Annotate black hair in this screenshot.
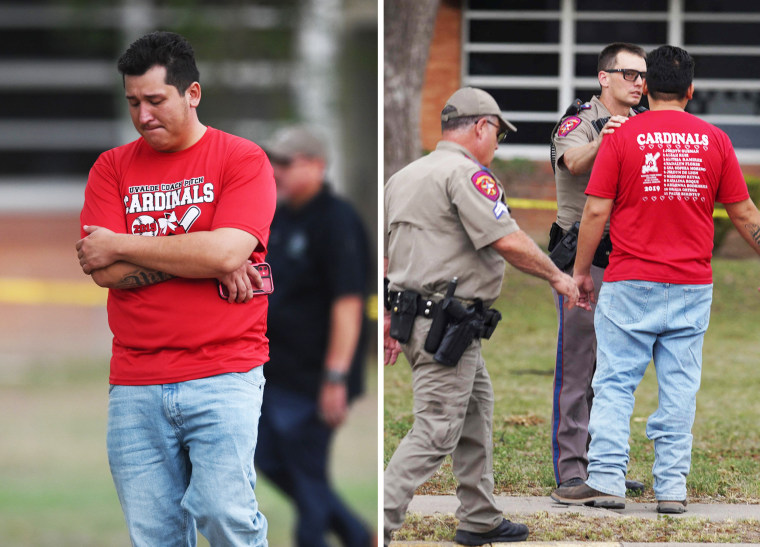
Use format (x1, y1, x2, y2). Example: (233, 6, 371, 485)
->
(597, 42, 647, 72)
(117, 31, 200, 94)
(645, 45, 694, 101)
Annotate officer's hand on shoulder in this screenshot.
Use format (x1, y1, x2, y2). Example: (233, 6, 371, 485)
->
(599, 115, 628, 138)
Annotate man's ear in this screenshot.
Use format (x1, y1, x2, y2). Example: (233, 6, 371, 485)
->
(186, 81, 202, 108)
(598, 70, 609, 90)
(474, 117, 488, 140)
(685, 83, 695, 101)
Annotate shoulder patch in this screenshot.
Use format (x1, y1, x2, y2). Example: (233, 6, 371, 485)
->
(557, 116, 582, 137)
(471, 170, 499, 202)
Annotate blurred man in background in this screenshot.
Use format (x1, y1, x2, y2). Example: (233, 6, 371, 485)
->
(256, 126, 373, 547)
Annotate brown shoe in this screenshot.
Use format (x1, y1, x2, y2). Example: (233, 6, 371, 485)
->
(657, 500, 687, 514)
(551, 482, 625, 509)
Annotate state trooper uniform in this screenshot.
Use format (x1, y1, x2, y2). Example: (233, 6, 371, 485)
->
(384, 89, 524, 545)
(548, 95, 643, 486)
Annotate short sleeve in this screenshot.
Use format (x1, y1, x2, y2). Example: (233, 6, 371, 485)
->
(553, 116, 595, 169)
(211, 142, 276, 253)
(323, 202, 369, 299)
(81, 151, 129, 238)
(586, 134, 620, 199)
(449, 165, 519, 250)
(715, 132, 750, 204)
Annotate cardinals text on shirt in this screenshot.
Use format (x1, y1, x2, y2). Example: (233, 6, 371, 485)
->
(636, 132, 709, 147)
(125, 176, 214, 214)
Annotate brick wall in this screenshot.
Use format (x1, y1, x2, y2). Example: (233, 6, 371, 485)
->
(420, 0, 462, 152)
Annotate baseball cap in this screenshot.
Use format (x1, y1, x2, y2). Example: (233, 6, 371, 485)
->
(441, 87, 517, 133)
(264, 125, 328, 164)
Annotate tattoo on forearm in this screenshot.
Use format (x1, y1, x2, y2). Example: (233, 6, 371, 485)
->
(116, 268, 174, 289)
(746, 223, 760, 247)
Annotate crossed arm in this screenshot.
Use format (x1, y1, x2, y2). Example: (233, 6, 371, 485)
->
(76, 225, 263, 302)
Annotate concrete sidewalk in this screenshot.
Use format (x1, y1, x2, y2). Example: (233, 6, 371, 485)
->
(388, 495, 760, 546)
(408, 494, 760, 521)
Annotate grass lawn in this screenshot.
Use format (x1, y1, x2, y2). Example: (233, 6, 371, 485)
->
(0, 356, 377, 546)
(384, 258, 760, 503)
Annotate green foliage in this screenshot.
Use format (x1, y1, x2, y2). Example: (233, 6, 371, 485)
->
(384, 258, 760, 500)
(1, 357, 377, 545)
(714, 175, 760, 252)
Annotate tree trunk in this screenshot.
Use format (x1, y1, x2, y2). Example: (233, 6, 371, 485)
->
(383, 0, 440, 181)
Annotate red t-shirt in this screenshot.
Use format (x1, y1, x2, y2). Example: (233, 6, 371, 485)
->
(80, 127, 276, 385)
(587, 110, 749, 284)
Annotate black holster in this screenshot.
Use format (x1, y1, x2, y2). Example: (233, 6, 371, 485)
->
(548, 221, 580, 270)
(424, 278, 459, 354)
(481, 308, 502, 339)
(389, 291, 418, 343)
(423, 304, 448, 353)
(592, 234, 612, 269)
(433, 299, 485, 367)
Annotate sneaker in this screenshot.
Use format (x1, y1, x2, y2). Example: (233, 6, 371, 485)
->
(625, 479, 645, 493)
(551, 482, 625, 509)
(657, 500, 687, 514)
(454, 518, 529, 545)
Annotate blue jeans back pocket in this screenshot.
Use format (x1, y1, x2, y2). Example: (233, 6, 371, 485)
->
(604, 281, 652, 325)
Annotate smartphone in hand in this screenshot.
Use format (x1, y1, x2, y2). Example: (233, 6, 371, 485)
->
(218, 262, 274, 299)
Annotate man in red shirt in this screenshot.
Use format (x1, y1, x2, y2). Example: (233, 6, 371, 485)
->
(552, 45, 760, 514)
(76, 31, 275, 545)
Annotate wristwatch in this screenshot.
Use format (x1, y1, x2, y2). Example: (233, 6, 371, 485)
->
(323, 369, 348, 384)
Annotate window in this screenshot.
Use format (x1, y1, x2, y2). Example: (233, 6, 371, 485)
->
(463, 0, 760, 162)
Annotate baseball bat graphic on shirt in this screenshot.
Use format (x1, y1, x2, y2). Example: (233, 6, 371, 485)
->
(179, 206, 201, 232)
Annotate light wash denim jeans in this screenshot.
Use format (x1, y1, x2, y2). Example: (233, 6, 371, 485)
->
(107, 367, 268, 547)
(585, 280, 712, 501)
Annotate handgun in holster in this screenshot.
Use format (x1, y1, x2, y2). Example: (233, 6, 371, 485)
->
(423, 278, 457, 354)
(548, 221, 580, 271)
(434, 297, 485, 367)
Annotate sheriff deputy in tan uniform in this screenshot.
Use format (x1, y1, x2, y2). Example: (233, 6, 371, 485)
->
(548, 42, 647, 497)
(383, 87, 581, 547)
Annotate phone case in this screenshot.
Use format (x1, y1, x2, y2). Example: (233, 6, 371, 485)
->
(218, 262, 274, 299)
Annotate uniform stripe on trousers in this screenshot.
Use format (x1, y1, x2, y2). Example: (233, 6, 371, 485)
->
(551, 293, 564, 484)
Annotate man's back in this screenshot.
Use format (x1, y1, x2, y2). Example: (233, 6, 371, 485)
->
(266, 187, 369, 400)
(588, 110, 748, 284)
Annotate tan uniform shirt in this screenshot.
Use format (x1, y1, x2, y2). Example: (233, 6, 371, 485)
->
(552, 96, 637, 232)
(384, 140, 519, 306)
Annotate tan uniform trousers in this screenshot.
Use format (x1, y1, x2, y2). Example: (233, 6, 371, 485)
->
(384, 316, 502, 543)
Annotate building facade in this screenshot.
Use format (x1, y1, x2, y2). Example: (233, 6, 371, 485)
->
(421, 0, 760, 166)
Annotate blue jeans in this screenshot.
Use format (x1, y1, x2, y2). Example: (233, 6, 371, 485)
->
(586, 281, 712, 501)
(107, 367, 268, 547)
(256, 383, 371, 547)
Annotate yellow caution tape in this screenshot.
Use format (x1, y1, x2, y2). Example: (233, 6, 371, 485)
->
(508, 198, 730, 218)
(0, 277, 107, 307)
(0, 277, 383, 320)
(366, 294, 378, 321)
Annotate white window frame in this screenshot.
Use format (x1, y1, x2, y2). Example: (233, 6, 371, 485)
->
(462, 0, 760, 164)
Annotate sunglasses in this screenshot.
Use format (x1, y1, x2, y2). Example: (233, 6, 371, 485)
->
(484, 120, 508, 143)
(606, 68, 646, 82)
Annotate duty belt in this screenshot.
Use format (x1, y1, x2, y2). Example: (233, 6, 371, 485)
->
(387, 290, 440, 318)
